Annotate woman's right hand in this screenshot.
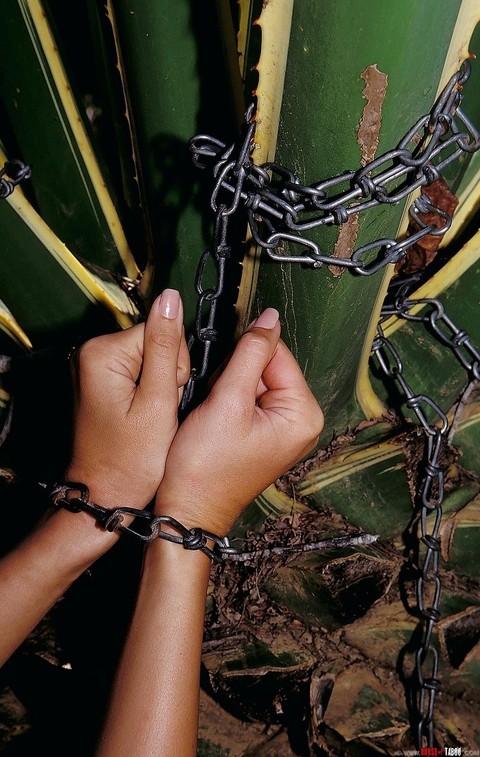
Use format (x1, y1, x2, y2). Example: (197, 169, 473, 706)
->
(67, 289, 189, 511)
(155, 308, 323, 536)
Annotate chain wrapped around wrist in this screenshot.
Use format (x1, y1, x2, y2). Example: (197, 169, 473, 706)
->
(42, 481, 235, 562)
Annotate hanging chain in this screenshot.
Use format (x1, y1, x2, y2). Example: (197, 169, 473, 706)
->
(183, 59, 480, 748)
(0, 159, 31, 198)
(372, 288, 480, 747)
(374, 282, 480, 746)
(181, 109, 256, 409)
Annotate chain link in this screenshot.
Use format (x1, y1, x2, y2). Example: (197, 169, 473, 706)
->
(41, 481, 380, 565)
(0, 159, 31, 198)
(181, 109, 256, 409)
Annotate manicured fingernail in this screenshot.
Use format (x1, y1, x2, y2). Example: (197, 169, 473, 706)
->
(158, 289, 180, 319)
(253, 307, 279, 329)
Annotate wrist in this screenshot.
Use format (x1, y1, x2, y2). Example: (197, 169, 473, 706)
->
(143, 536, 213, 588)
(27, 506, 119, 581)
(154, 496, 232, 540)
(64, 464, 155, 511)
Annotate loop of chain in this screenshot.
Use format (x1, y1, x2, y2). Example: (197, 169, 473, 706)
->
(42, 481, 379, 565)
(188, 60, 479, 278)
(0, 159, 31, 198)
(183, 60, 479, 408)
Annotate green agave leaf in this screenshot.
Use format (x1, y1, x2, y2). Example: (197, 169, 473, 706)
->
(297, 438, 411, 539)
(434, 10, 480, 198)
(0, 177, 137, 348)
(105, 0, 241, 319)
(451, 401, 480, 473)
(441, 492, 480, 578)
(0, 0, 139, 279)
(81, 0, 147, 270)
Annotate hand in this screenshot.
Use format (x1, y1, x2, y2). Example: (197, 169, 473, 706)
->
(155, 308, 323, 535)
(67, 289, 189, 509)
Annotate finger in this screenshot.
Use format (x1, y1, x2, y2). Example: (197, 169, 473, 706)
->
(72, 324, 145, 396)
(258, 339, 310, 398)
(258, 339, 322, 422)
(207, 353, 231, 390)
(212, 308, 281, 401)
(134, 289, 184, 407)
(258, 340, 324, 447)
(176, 329, 190, 407)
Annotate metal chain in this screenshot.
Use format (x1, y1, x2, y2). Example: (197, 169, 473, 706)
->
(181, 109, 256, 409)
(188, 60, 479, 278)
(183, 60, 479, 405)
(182, 59, 480, 749)
(42, 480, 233, 562)
(372, 295, 480, 747)
(41, 480, 378, 564)
(0, 159, 31, 198)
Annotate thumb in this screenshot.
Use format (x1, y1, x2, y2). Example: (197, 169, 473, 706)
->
(212, 308, 281, 400)
(134, 289, 184, 407)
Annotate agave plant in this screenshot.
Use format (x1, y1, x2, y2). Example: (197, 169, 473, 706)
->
(1, 1, 480, 755)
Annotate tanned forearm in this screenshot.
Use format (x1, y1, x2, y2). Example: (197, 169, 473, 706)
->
(0, 507, 119, 667)
(96, 539, 211, 757)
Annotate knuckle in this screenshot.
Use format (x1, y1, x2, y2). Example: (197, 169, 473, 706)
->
(241, 330, 271, 354)
(297, 399, 324, 447)
(74, 336, 107, 371)
(149, 328, 178, 353)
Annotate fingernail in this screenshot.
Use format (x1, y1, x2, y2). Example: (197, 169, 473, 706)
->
(253, 308, 279, 329)
(158, 289, 180, 319)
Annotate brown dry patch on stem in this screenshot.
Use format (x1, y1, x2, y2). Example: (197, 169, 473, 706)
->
(328, 215, 360, 277)
(329, 64, 388, 277)
(357, 64, 388, 167)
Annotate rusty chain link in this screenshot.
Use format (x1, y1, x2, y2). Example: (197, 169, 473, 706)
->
(183, 59, 480, 748)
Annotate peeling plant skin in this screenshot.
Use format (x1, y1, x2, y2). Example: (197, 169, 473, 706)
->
(357, 64, 389, 168)
(329, 64, 388, 277)
(329, 215, 360, 278)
